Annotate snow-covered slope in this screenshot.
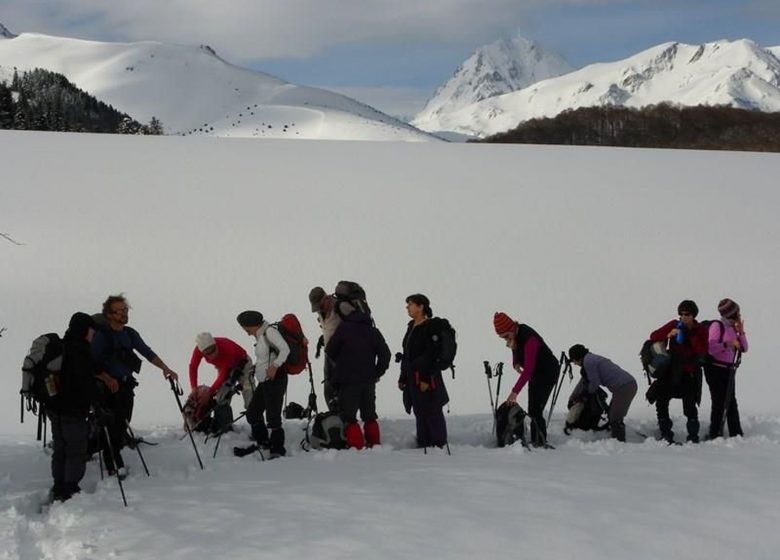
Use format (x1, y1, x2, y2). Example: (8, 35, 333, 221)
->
(2, 129, 780, 557)
(426, 39, 780, 138)
(768, 46, 780, 60)
(0, 31, 433, 141)
(413, 35, 572, 130)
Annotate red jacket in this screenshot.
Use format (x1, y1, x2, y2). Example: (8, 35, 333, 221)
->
(649, 319, 707, 375)
(189, 337, 248, 393)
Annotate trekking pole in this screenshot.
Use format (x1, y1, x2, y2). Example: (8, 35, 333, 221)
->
(210, 411, 246, 458)
(125, 422, 150, 477)
(546, 352, 572, 428)
(20, 395, 24, 424)
(168, 378, 204, 470)
(102, 424, 128, 507)
(719, 350, 742, 437)
(494, 362, 504, 409)
(307, 362, 319, 414)
(484, 361, 496, 435)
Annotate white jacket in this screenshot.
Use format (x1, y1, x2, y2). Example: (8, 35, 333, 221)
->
(253, 322, 290, 382)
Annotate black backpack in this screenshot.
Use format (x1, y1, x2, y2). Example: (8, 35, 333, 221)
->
(21, 333, 64, 413)
(564, 389, 610, 434)
(334, 280, 371, 319)
(308, 412, 347, 450)
(495, 402, 527, 448)
(428, 317, 457, 373)
(639, 339, 671, 381)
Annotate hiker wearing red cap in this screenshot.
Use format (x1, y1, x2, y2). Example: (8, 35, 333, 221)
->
(493, 312, 559, 446)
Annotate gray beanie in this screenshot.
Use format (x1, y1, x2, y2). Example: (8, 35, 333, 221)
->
(309, 286, 326, 312)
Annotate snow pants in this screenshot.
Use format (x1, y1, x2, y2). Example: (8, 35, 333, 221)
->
(50, 413, 88, 499)
(704, 364, 742, 438)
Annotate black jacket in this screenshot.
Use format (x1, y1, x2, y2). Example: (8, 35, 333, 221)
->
(399, 319, 450, 410)
(56, 335, 99, 416)
(325, 312, 391, 385)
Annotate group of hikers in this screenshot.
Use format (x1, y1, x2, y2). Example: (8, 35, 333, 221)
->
(20, 284, 747, 504)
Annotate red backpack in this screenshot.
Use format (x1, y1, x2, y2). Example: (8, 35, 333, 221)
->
(269, 314, 309, 375)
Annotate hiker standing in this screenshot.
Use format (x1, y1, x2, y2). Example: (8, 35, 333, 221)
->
(704, 298, 748, 439)
(235, 311, 290, 458)
(188, 332, 252, 435)
(648, 300, 708, 443)
(92, 294, 178, 476)
(567, 344, 637, 442)
(399, 294, 449, 448)
(309, 286, 341, 410)
(49, 312, 100, 501)
(493, 312, 559, 446)
(325, 307, 391, 449)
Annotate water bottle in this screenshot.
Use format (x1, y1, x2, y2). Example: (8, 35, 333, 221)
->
(675, 320, 685, 344)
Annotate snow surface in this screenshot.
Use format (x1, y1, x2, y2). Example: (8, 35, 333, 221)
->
(2, 130, 780, 558)
(422, 39, 780, 138)
(0, 32, 433, 142)
(413, 35, 573, 128)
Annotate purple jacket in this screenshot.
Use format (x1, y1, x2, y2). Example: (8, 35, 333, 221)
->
(708, 319, 748, 367)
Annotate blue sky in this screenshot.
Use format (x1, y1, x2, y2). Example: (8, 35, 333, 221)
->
(2, 0, 779, 116)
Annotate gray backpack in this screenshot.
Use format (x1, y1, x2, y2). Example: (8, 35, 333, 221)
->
(309, 412, 347, 450)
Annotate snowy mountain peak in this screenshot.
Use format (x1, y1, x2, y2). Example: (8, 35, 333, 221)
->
(418, 38, 780, 138)
(0, 30, 434, 141)
(0, 22, 15, 39)
(412, 34, 573, 126)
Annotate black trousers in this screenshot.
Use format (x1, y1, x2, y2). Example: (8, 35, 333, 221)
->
(527, 369, 558, 445)
(50, 412, 88, 497)
(704, 364, 743, 437)
(338, 382, 377, 424)
(246, 372, 288, 453)
(655, 374, 700, 441)
(99, 378, 135, 471)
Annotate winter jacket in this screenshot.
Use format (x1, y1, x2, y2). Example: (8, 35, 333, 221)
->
(570, 352, 636, 401)
(400, 319, 449, 409)
(253, 322, 291, 381)
(649, 320, 707, 376)
(189, 337, 249, 393)
(57, 335, 99, 416)
(707, 319, 748, 367)
(510, 324, 559, 394)
(326, 311, 390, 385)
(91, 325, 157, 381)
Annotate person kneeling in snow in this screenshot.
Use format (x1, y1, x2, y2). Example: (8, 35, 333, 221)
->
(325, 307, 391, 449)
(567, 344, 637, 442)
(188, 332, 253, 435)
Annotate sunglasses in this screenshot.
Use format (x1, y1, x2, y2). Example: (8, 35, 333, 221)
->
(679, 312, 693, 317)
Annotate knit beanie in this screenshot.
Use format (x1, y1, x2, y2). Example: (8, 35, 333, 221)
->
(236, 310, 264, 327)
(677, 300, 699, 318)
(493, 312, 517, 336)
(309, 286, 327, 312)
(195, 332, 216, 352)
(718, 298, 740, 320)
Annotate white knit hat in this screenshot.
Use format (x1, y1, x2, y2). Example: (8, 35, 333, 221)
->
(195, 332, 216, 352)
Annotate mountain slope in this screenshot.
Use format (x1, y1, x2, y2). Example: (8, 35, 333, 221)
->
(0, 31, 433, 141)
(0, 22, 14, 39)
(413, 35, 572, 130)
(428, 39, 780, 138)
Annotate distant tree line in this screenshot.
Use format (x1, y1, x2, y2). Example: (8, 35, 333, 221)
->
(481, 104, 780, 152)
(0, 68, 163, 135)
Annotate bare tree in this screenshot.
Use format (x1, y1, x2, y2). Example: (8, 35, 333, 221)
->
(1, 232, 23, 245)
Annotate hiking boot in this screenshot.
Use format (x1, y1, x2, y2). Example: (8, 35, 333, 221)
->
(233, 444, 259, 458)
(364, 420, 381, 448)
(686, 434, 700, 444)
(345, 422, 365, 450)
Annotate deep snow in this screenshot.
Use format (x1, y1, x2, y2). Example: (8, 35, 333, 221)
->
(1, 130, 779, 559)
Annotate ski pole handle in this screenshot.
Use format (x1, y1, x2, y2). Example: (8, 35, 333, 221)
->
(483, 361, 492, 378)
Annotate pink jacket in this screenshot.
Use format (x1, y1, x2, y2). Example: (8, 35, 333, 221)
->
(708, 320, 748, 367)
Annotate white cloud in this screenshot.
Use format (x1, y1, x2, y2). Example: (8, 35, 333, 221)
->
(0, 0, 624, 62)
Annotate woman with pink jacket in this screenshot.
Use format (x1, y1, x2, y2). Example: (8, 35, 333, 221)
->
(704, 298, 748, 439)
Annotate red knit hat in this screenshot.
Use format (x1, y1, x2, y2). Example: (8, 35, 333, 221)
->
(493, 312, 516, 336)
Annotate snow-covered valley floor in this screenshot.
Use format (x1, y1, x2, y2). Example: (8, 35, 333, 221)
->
(2, 413, 780, 560)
